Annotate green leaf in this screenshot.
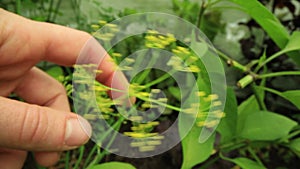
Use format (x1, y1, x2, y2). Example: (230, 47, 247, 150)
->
(281, 90, 300, 110)
(46, 66, 64, 80)
(179, 82, 215, 169)
(180, 126, 215, 169)
(168, 86, 181, 100)
(217, 88, 238, 143)
(227, 157, 266, 169)
(289, 138, 300, 157)
(237, 96, 259, 134)
(90, 162, 136, 169)
(283, 31, 300, 52)
(229, 0, 288, 47)
(229, 0, 300, 65)
(239, 111, 297, 141)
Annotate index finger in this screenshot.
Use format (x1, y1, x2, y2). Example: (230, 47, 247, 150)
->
(37, 21, 123, 89)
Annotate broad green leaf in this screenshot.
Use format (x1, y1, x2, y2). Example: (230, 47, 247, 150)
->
(217, 88, 238, 143)
(240, 111, 297, 141)
(229, 0, 288, 47)
(179, 78, 215, 169)
(281, 90, 300, 110)
(237, 96, 259, 134)
(180, 125, 215, 169)
(46, 66, 64, 80)
(90, 162, 136, 169)
(289, 138, 300, 157)
(283, 31, 300, 52)
(229, 0, 300, 65)
(227, 157, 266, 169)
(168, 86, 181, 100)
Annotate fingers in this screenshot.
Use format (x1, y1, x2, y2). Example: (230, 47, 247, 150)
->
(14, 67, 70, 111)
(34, 152, 60, 167)
(13, 67, 70, 166)
(0, 148, 27, 169)
(0, 9, 132, 102)
(0, 97, 91, 151)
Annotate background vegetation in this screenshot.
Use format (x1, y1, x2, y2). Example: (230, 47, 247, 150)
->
(1, 0, 300, 169)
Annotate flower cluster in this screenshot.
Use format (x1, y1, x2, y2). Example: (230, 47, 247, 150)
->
(124, 121, 164, 152)
(167, 46, 201, 73)
(183, 91, 225, 128)
(145, 30, 176, 49)
(73, 64, 117, 120)
(91, 20, 120, 41)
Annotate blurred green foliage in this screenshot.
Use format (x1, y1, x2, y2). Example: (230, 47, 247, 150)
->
(1, 0, 300, 169)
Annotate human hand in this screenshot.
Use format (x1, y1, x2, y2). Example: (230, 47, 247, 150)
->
(0, 9, 128, 168)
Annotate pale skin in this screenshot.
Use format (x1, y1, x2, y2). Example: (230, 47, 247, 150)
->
(0, 9, 128, 168)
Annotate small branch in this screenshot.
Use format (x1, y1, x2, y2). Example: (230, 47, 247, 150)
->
(258, 71, 300, 79)
(196, 1, 207, 29)
(216, 50, 248, 72)
(248, 147, 265, 167)
(251, 84, 267, 110)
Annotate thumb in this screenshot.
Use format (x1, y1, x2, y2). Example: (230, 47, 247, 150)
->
(0, 97, 92, 151)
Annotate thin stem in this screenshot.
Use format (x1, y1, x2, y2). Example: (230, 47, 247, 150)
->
(137, 95, 181, 112)
(144, 69, 176, 88)
(64, 151, 70, 169)
(196, 1, 206, 29)
(46, 0, 54, 22)
(256, 50, 286, 71)
(86, 117, 124, 168)
(256, 86, 283, 97)
(219, 139, 247, 152)
(279, 129, 300, 142)
(51, 0, 63, 22)
(83, 144, 98, 168)
(252, 84, 267, 110)
(15, 0, 21, 14)
(134, 49, 157, 84)
(74, 146, 85, 169)
(287, 130, 300, 140)
(248, 147, 265, 167)
(216, 50, 248, 72)
(258, 71, 300, 79)
(198, 155, 220, 169)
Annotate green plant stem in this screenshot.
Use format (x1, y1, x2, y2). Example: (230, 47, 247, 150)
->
(83, 144, 98, 168)
(52, 0, 63, 22)
(137, 95, 181, 112)
(64, 151, 70, 169)
(219, 140, 247, 152)
(144, 69, 176, 88)
(251, 84, 267, 110)
(86, 117, 124, 168)
(280, 129, 300, 142)
(134, 49, 158, 84)
(15, 0, 21, 14)
(198, 155, 220, 169)
(196, 1, 206, 29)
(74, 146, 85, 169)
(256, 86, 283, 98)
(216, 50, 248, 72)
(46, 0, 54, 22)
(287, 130, 300, 139)
(237, 74, 255, 88)
(248, 147, 264, 167)
(256, 50, 285, 71)
(258, 71, 300, 79)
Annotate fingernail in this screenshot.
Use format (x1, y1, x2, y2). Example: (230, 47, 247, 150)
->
(65, 116, 92, 147)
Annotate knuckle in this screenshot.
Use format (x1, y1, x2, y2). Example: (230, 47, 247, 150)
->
(19, 104, 48, 146)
